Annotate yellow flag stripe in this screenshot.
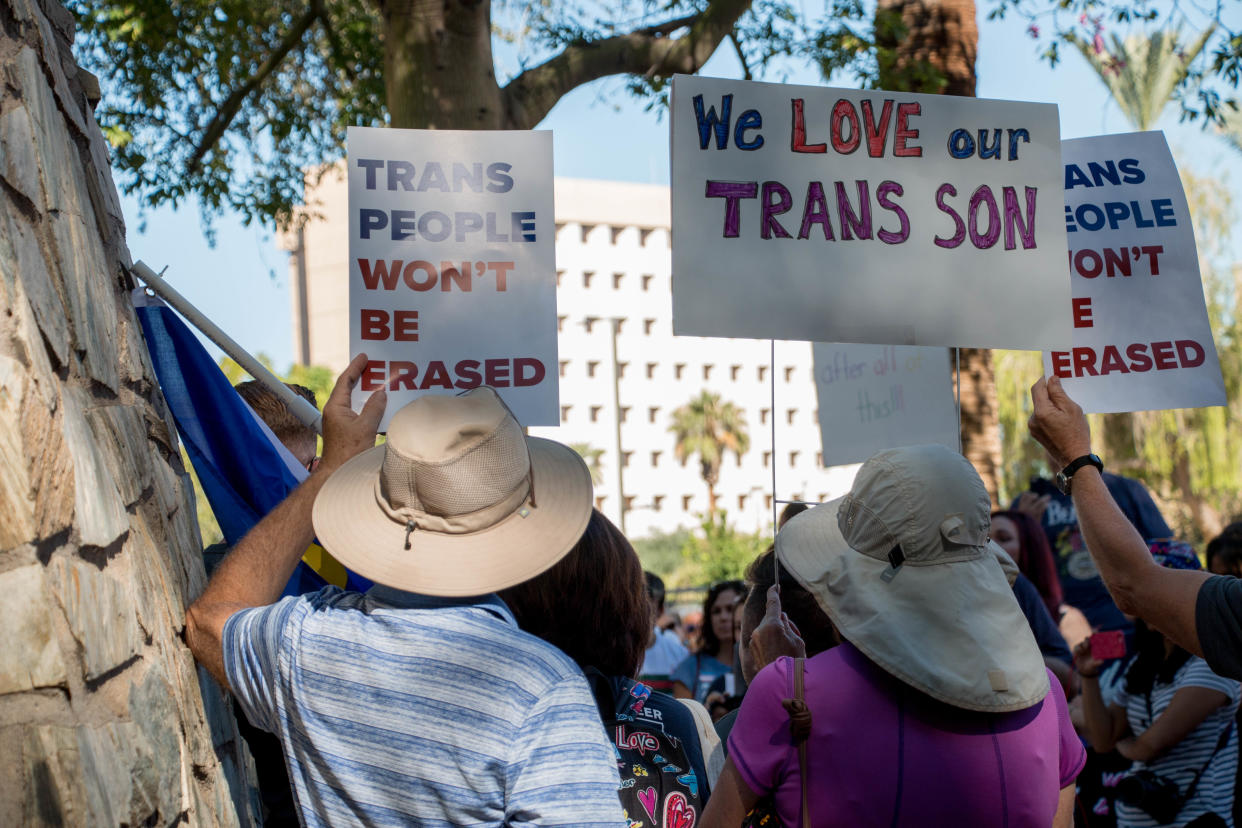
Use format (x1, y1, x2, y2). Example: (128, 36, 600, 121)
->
(302, 542, 348, 588)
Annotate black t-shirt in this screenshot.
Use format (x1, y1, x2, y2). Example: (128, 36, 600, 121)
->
(1197, 575, 1242, 681)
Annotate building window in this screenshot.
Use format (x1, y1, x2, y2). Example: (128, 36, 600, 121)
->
(560, 405, 571, 423)
(648, 406, 660, 423)
(758, 365, 768, 382)
(587, 361, 600, 377)
(815, 452, 823, 466)
(789, 451, 800, 465)
(642, 274, 654, 291)
(818, 493, 829, 502)
(557, 315, 566, 332)
(763, 451, 771, 468)
(784, 366, 796, 382)
(765, 494, 773, 510)
(624, 495, 636, 510)
(644, 318, 657, 335)
(760, 408, 770, 425)
(786, 408, 797, 425)
(595, 495, 607, 509)
(584, 316, 599, 333)
(646, 362, 657, 379)
(618, 362, 629, 379)
(583, 271, 595, 288)
(610, 226, 625, 245)
(613, 318, 626, 334)
(730, 365, 741, 381)
(590, 405, 602, 422)
(682, 495, 693, 510)
(738, 494, 747, 510)
(559, 360, 568, 377)
(556, 270, 564, 287)
(792, 492, 805, 504)
(651, 450, 662, 465)
(581, 224, 595, 243)
(652, 495, 664, 512)
(621, 451, 633, 468)
(613, 272, 625, 289)
(703, 364, 713, 380)
(674, 363, 685, 380)
(555, 222, 566, 240)
(620, 406, 630, 423)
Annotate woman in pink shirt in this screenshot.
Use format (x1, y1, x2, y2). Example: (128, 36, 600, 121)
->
(704, 445, 1085, 827)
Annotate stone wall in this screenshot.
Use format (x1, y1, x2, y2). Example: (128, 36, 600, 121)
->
(0, 1, 255, 824)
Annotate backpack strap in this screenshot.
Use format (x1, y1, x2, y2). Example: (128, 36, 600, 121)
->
(780, 658, 812, 828)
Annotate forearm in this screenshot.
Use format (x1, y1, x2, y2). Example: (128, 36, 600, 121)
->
(1078, 676, 1118, 752)
(185, 466, 334, 685)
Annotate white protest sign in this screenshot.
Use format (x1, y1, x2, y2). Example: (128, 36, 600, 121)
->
(347, 127, 559, 428)
(670, 75, 1070, 349)
(813, 344, 957, 466)
(1043, 132, 1225, 413)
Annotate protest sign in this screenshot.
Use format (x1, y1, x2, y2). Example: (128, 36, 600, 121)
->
(670, 75, 1070, 349)
(1043, 132, 1225, 413)
(347, 127, 559, 428)
(813, 343, 957, 465)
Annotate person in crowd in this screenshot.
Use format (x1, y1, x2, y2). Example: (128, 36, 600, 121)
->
(1012, 452, 1172, 652)
(1074, 540, 1239, 828)
(1028, 375, 1242, 682)
(203, 379, 320, 826)
(183, 362, 625, 826)
(1207, 525, 1242, 577)
(660, 609, 684, 636)
(703, 445, 1085, 828)
(681, 610, 704, 648)
(235, 380, 320, 471)
(672, 580, 745, 705)
(501, 510, 719, 804)
(639, 571, 691, 692)
(778, 502, 808, 528)
(993, 508, 1064, 619)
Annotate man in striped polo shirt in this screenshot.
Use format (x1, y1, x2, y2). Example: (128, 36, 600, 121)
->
(186, 355, 625, 827)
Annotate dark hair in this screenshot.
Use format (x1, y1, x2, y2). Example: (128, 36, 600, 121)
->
(500, 509, 648, 678)
(1206, 522, 1242, 576)
(235, 381, 318, 464)
(645, 571, 666, 613)
(991, 509, 1063, 619)
(778, 502, 809, 528)
(1124, 618, 1193, 697)
(697, 579, 745, 657)
(743, 546, 838, 657)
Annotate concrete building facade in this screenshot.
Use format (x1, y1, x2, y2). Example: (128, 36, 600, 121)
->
(283, 171, 856, 538)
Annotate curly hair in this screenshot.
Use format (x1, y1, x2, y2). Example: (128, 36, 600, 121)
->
(499, 509, 649, 678)
(1206, 522, 1242, 576)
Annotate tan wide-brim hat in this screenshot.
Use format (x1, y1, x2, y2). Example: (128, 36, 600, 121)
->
(777, 446, 1048, 713)
(312, 388, 592, 596)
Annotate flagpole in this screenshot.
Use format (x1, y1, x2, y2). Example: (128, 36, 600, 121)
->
(132, 260, 323, 435)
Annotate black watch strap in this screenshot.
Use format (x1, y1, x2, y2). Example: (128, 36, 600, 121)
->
(1056, 454, 1103, 494)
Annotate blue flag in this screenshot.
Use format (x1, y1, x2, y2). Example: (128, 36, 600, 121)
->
(134, 292, 370, 596)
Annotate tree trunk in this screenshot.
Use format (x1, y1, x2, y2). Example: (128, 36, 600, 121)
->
(381, 0, 505, 129)
(875, 0, 1001, 503)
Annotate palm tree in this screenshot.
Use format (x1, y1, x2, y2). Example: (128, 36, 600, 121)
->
(873, 0, 1004, 504)
(1067, 26, 1216, 131)
(570, 442, 605, 486)
(670, 392, 750, 518)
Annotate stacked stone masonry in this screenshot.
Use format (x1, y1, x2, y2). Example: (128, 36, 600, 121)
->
(0, 0, 255, 824)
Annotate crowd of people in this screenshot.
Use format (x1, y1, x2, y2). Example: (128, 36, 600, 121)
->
(183, 361, 1242, 827)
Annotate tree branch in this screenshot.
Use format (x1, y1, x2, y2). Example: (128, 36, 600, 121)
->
(186, 0, 325, 175)
(501, 0, 754, 130)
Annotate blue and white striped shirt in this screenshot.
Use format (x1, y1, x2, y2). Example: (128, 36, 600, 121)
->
(223, 585, 625, 827)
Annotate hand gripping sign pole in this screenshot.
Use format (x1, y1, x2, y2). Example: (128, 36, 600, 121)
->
(131, 260, 324, 435)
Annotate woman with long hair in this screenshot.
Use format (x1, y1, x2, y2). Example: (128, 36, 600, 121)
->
(992, 508, 1064, 620)
(1076, 541, 1240, 827)
(671, 579, 746, 703)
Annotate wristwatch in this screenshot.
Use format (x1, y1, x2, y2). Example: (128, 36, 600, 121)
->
(1055, 454, 1103, 495)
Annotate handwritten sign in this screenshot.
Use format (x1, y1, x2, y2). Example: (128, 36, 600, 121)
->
(670, 75, 1070, 349)
(813, 344, 957, 465)
(1043, 132, 1225, 413)
(347, 127, 559, 428)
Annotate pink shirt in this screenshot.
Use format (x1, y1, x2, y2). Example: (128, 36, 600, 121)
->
(728, 642, 1085, 827)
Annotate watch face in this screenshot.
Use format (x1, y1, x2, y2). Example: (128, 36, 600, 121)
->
(1055, 472, 1070, 495)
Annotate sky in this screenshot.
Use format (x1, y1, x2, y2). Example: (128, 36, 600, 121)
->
(120, 7, 1242, 371)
